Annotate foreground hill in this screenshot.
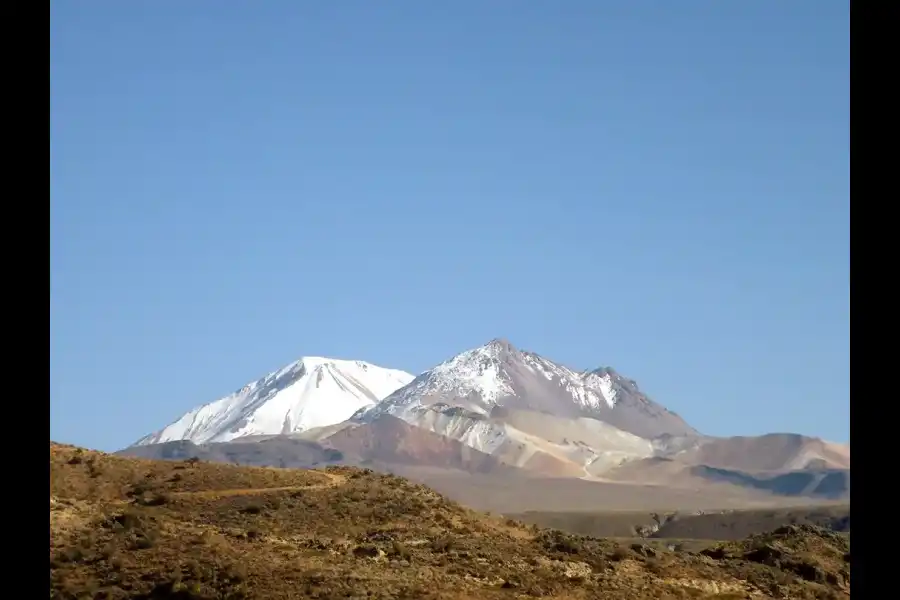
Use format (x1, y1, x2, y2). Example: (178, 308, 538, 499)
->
(51, 443, 849, 599)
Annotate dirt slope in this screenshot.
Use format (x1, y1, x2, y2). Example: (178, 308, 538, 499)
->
(676, 434, 850, 472)
(324, 415, 510, 474)
(50, 442, 850, 600)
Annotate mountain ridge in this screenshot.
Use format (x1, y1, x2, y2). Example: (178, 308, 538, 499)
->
(128, 338, 847, 504)
(352, 338, 699, 441)
(133, 338, 704, 453)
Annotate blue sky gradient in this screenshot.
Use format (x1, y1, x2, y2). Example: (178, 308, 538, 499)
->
(51, 1, 849, 451)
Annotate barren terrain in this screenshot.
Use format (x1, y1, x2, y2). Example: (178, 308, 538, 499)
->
(121, 437, 847, 513)
(51, 442, 850, 599)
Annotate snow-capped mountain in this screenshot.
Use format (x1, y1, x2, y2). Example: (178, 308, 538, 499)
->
(126, 338, 849, 498)
(353, 338, 698, 440)
(133, 357, 414, 446)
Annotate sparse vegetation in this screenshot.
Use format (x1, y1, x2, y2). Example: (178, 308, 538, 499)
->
(50, 442, 850, 599)
(510, 504, 850, 542)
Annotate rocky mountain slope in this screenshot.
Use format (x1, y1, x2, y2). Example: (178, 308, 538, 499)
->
(354, 338, 697, 440)
(51, 443, 851, 599)
(324, 414, 511, 475)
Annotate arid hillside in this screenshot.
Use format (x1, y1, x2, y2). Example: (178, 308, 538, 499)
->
(509, 505, 850, 542)
(50, 442, 850, 599)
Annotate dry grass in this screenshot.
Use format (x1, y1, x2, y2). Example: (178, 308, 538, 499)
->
(50, 442, 851, 599)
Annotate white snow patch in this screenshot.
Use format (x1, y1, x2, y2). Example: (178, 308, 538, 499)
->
(595, 374, 618, 408)
(136, 357, 414, 445)
(523, 354, 617, 410)
(426, 345, 514, 404)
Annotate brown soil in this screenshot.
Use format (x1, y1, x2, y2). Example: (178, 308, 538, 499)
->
(50, 442, 850, 599)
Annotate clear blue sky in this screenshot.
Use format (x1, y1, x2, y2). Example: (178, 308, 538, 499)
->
(50, 1, 849, 451)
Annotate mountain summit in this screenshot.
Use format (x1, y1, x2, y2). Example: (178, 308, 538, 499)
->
(134, 357, 414, 446)
(354, 338, 697, 440)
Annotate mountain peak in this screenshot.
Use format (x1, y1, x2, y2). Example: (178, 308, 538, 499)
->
(355, 342, 700, 440)
(585, 366, 642, 393)
(133, 357, 414, 446)
(588, 366, 617, 377)
(425, 340, 519, 404)
(485, 337, 516, 353)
